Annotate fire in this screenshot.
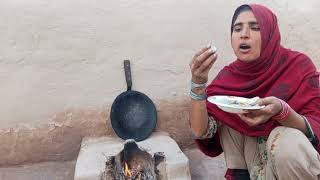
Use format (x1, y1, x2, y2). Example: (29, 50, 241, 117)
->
(123, 162, 143, 179)
(124, 162, 132, 178)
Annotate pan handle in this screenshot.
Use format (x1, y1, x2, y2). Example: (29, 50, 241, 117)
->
(124, 60, 132, 91)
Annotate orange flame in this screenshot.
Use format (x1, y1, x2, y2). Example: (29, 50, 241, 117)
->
(124, 162, 132, 178)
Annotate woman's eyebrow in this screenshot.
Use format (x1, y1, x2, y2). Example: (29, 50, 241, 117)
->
(233, 21, 259, 29)
(233, 22, 243, 27)
(248, 21, 259, 26)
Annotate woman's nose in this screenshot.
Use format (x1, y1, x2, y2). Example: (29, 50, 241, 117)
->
(240, 26, 250, 39)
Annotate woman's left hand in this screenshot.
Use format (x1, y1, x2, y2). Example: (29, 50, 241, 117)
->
(238, 96, 282, 127)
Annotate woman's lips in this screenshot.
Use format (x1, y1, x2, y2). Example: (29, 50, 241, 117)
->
(239, 43, 251, 54)
(239, 48, 251, 53)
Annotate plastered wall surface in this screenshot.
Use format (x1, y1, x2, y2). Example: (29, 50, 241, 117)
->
(0, 0, 319, 165)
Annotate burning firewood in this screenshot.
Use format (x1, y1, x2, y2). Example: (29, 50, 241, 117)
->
(102, 139, 166, 180)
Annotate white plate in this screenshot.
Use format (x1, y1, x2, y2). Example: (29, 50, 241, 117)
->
(207, 95, 265, 114)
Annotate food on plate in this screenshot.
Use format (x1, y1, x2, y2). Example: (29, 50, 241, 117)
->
(226, 96, 259, 107)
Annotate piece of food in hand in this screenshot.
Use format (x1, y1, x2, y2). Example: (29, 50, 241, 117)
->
(210, 45, 217, 53)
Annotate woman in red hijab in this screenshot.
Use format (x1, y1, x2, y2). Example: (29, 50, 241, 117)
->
(189, 4, 320, 180)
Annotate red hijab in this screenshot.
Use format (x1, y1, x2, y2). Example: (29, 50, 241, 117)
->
(197, 4, 320, 156)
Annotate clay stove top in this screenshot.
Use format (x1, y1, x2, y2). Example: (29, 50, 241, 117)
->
(74, 132, 191, 180)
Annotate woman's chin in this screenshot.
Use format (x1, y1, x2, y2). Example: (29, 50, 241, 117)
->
(238, 57, 257, 63)
(237, 54, 259, 63)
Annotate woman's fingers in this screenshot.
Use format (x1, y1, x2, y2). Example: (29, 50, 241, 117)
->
(190, 46, 211, 69)
(257, 97, 282, 116)
(258, 96, 277, 106)
(194, 53, 217, 75)
(197, 47, 215, 63)
(238, 114, 257, 126)
(247, 107, 271, 117)
(190, 45, 218, 83)
(194, 46, 211, 58)
(203, 53, 218, 72)
(193, 47, 216, 69)
(237, 96, 286, 127)
(238, 113, 269, 127)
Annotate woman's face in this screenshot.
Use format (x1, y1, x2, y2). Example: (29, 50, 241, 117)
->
(231, 10, 262, 62)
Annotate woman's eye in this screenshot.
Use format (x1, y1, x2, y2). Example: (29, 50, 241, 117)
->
(251, 26, 260, 31)
(233, 26, 242, 32)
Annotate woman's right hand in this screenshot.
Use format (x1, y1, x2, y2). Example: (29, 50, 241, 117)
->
(189, 46, 218, 84)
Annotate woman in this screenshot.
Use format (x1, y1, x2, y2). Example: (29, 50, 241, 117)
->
(189, 4, 320, 180)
